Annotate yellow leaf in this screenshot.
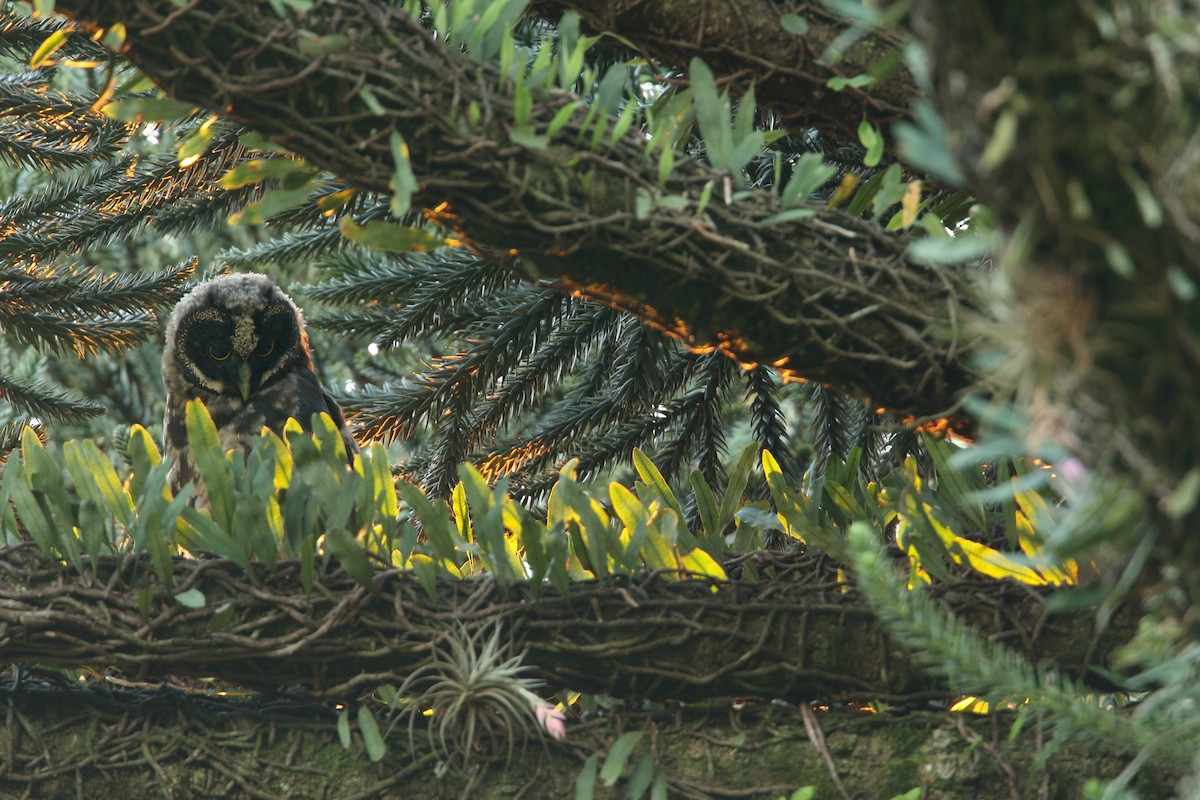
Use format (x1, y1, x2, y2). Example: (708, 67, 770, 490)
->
(30, 29, 69, 68)
(948, 535, 1049, 585)
(901, 179, 922, 229)
(950, 696, 990, 714)
(826, 173, 860, 207)
(1013, 489, 1077, 585)
(679, 548, 727, 580)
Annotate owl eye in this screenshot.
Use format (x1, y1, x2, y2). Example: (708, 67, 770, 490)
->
(257, 339, 276, 358)
(208, 342, 231, 361)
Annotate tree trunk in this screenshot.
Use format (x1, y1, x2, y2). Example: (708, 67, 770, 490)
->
(0, 674, 1177, 800)
(0, 546, 1135, 702)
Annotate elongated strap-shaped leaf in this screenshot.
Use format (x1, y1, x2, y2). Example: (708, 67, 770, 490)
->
(632, 448, 686, 525)
(184, 399, 235, 529)
(600, 731, 644, 787)
(688, 470, 720, 539)
(63, 439, 133, 527)
(717, 444, 758, 536)
(396, 478, 462, 564)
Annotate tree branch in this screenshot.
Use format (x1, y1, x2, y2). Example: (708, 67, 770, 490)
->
(531, 0, 920, 140)
(0, 546, 1135, 703)
(56, 0, 979, 417)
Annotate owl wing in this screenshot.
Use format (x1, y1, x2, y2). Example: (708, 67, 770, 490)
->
(162, 400, 196, 494)
(289, 368, 360, 459)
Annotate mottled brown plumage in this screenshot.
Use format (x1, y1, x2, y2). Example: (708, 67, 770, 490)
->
(162, 273, 357, 495)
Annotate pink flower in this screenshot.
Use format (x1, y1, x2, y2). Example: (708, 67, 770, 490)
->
(532, 698, 568, 741)
(1056, 457, 1090, 501)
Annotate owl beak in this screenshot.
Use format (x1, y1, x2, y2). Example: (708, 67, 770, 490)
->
(238, 363, 253, 401)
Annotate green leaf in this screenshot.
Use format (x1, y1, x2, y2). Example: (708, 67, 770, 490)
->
(357, 707, 387, 762)
(627, 754, 656, 799)
(510, 127, 549, 150)
(894, 103, 965, 185)
(688, 471, 720, 538)
(609, 99, 638, 146)
(174, 588, 206, 609)
(574, 753, 600, 800)
(781, 152, 836, 205)
(30, 29, 69, 68)
(324, 529, 377, 591)
(547, 100, 583, 138)
(180, 506, 250, 568)
(761, 207, 816, 226)
(146, 496, 179, 585)
(718, 444, 757, 535)
(228, 182, 317, 226)
(558, 476, 610, 577)
(858, 120, 883, 167)
(650, 769, 668, 800)
(1104, 242, 1136, 278)
(780, 13, 809, 35)
(397, 480, 461, 564)
(103, 97, 198, 122)
(1164, 468, 1200, 520)
(339, 218, 446, 254)
(64, 439, 133, 528)
(126, 424, 161, 500)
(219, 158, 314, 189)
(678, 547, 726, 580)
(184, 400, 235, 529)
(632, 449, 686, 524)
(7, 466, 58, 556)
(601, 731, 643, 786)
(908, 232, 988, 264)
(337, 708, 353, 749)
(826, 74, 875, 91)
(177, 117, 216, 165)
(237, 130, 289, 154)
(389, 130, 419, 217)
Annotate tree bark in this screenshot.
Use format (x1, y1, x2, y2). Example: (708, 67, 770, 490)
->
(54, 0, 979, 418)
(530, 0, 920, 140)
(0, 546, 1135, 702)
(0, 674, 1178, 800)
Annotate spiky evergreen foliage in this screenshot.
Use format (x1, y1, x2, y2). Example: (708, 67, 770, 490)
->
(0, 4, 924, 500)
(0, 14, 249, 443)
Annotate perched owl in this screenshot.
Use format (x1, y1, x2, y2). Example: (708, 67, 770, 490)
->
(162, 273, 358, 495)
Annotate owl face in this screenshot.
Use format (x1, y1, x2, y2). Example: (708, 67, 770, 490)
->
(167, 274, 310, 403)
(162, 273, 357, 495)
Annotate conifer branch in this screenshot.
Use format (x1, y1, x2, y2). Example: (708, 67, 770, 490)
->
(54, 0, 981, 418)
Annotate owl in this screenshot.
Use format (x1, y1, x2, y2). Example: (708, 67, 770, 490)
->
(162, 272, 358, 495)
